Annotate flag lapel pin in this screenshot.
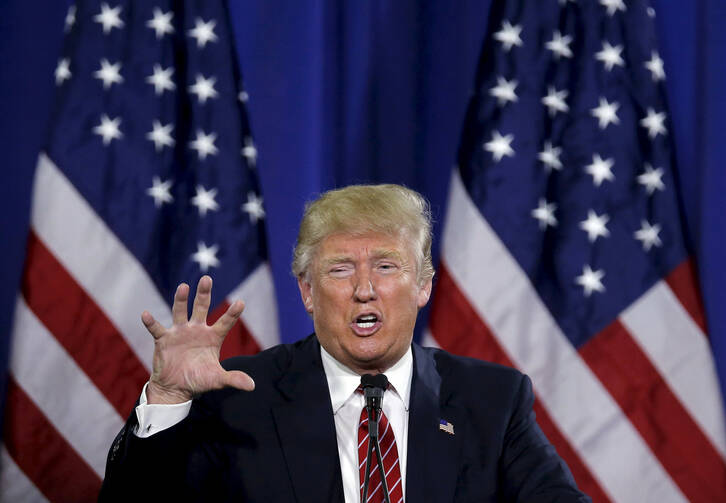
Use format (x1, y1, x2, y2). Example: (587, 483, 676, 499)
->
(439, 419, 454, 435)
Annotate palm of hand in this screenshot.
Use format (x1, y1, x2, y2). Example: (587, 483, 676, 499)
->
(142, 276, 254, 404)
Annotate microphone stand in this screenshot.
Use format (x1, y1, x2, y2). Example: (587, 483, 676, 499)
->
(361, 374, 391, 503)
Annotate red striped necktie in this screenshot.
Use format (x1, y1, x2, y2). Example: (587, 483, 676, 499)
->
(358, 406, 404, 503)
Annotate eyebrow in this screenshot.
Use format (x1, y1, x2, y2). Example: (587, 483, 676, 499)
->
(320, 249, 404, 267)
(321, 256, 353, 267)
(373, 249, 404, 261)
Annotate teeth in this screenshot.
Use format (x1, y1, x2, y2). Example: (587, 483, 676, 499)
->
(355, 315, 378, 329)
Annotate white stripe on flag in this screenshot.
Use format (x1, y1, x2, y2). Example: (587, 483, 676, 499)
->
(10, 297, 124, 478)
(440, 170, 687, 502)
(420, 329, 440, 348)
(227, 262, 279, 349)
(31, 153, 168, 371)
(0, 447, 49, 503)
(621, 281, 726, 457)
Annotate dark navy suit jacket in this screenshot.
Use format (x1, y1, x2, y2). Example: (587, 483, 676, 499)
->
(99, 335, 590, 502)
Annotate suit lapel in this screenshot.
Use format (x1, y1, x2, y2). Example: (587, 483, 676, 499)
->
(271, 337, 345, 503)
(405, 344, 464, 503)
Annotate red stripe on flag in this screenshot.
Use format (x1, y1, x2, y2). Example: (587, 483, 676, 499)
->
(580, 320, 726, 502)
(665, 258, 707, 334)
(3, 377, 102, 502)
(208, 301, 261, 360)
(429, 264, 611, 502)
(21, 231, 149, 417)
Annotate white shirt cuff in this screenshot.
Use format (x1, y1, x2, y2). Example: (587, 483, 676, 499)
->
(133, 382, 192, 438)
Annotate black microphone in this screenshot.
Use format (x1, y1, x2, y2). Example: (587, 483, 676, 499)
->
(360, 373, 391, 503)
(361, 373, 388, 433)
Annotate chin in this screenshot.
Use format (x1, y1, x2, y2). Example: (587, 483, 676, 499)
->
(343, 347, 383, 368)
(352, 348, 399, 372)
(349, 349, 384, 365)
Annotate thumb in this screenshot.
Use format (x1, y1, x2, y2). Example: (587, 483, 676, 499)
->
(223, 370, 255, 392)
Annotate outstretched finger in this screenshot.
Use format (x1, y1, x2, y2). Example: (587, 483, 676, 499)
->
(222, 369, 255, 391)
(172, 283, 190, 325)
(141, 311, 166, 339)
(212, 300, 245, 338)
(190, 275, 213, 324)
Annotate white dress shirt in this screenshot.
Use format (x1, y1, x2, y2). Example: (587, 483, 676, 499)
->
(134, 382, 192, 438)
(133, 346, 413, 503)
(320, 346, 412, 503)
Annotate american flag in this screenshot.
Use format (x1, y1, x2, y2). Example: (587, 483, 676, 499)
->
(426, 0, 726, 501)
(1, 0, 278, 500)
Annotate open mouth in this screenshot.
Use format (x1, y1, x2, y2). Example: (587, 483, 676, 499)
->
(355, 314, 379, 329)
(350, 313, 382, 335)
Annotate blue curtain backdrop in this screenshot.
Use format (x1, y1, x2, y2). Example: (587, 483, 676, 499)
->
(1, 0, 724, 411)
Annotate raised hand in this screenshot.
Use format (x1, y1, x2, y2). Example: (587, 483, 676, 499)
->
(141, 275, 255, 404)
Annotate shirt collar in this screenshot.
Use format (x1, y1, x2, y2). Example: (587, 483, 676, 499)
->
(320, 344, 413, 414)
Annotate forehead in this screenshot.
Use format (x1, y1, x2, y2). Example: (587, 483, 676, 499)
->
(316, 231, 412, 260)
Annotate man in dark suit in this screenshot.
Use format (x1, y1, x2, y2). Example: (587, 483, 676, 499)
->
(99, 184, 590, 502)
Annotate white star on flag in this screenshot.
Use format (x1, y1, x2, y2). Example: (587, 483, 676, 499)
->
(600, 0, 626, 16)
(191, 185, 220, 216)
(493, 21, 523, 52)
(585, 153, 615, 186)
(238, 90, 249, 103)
(538, 141, 563, 172)
(591, 97, 620, 129)
(146, 176, 174, 207)
(189, 129, 218, 160)
(146, 64, 176, 95)
(542, 86, 569, 116)
(6, 0, 282, 497)
(189, 74, 219, 104)
(55, 58, 71, 85)
(489, 76, 518, 106)
(644, 51, 666, 81)
(637, 164, 666, 195)
(242, 192, 265, 223)
(93, 114, 123, 145)
(545, 31, 573, 59)
(579, 210, 610, 242)
(483, 130, 515, 162)
(531, 198, 558, 229)
(188, 17, 218, 48)
(191, 242, 220, 272)
(634, 220, 663, 251)
(65, 5, 76, 32)
(94, 59, 123, 89)
(147, 8, 174, 39)
(596, 41, 625, 71)
(575, 264, 606, 296)
(146, 120, 175, 151)
(640, 108, 667, 138)
(242, 137, 258, 167)
(94, 3, 124, 34)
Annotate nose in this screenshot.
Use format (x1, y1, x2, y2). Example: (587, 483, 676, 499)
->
(353, 271, 377, 302)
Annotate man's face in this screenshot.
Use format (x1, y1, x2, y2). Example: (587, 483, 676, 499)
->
(298, 231, 432, 375)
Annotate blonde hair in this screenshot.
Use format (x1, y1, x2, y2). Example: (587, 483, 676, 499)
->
(292, 184, 434, 283)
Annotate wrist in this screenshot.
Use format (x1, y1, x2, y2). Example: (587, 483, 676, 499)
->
(146, 381, 193, 404)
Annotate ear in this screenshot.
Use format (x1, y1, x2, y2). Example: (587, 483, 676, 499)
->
(297, 275, 314, 314)
(416, 278, 433, 309)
